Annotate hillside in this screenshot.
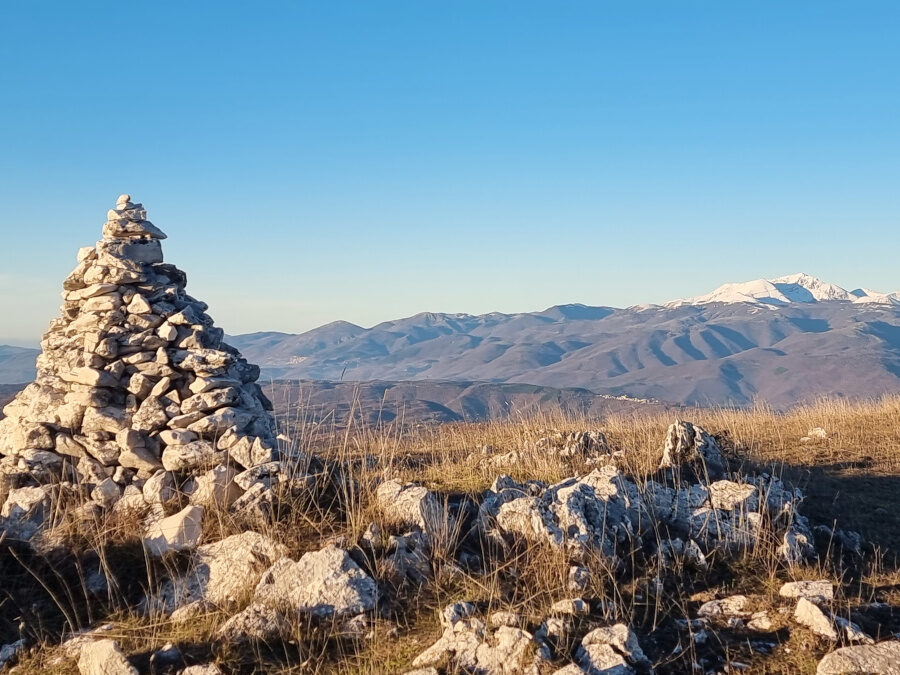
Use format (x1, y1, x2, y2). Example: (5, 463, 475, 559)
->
(230, 290, 900, 407)
(0, 345, 37, 384)
(5, 274, 900, 407)
(263, 379, 669, 427)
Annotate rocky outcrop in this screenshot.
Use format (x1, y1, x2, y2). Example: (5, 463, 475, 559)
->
(0, 195, 282, 541)
(482, 461, 814, 565)
(410, 602, 650, 675)
(658, 420, 725, 477)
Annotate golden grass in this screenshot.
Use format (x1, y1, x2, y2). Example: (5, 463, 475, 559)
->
(8, 395, 900, 673)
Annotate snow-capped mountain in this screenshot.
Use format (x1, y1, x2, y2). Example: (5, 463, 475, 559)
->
(4, 272, 900, 408)
(667, 273, 900, 308)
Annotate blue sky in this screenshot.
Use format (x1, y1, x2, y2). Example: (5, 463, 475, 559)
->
(1, 2, 898, 345)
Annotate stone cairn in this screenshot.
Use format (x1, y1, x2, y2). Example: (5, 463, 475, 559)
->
(0, 195, 279, 539)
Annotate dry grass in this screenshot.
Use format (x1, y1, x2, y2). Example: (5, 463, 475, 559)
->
(6, 396, 900, 673)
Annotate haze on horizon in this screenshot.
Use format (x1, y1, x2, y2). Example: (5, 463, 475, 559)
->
(1, 1, 899, 346)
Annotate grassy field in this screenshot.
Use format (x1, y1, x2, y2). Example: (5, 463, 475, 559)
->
(6, 396, 900, 673)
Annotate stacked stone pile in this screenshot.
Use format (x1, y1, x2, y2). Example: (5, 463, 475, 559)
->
(0, 195, 282, 539)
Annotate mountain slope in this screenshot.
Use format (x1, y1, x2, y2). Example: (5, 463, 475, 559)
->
(4, 274, 900, 407)
(230, 296, 900, 407)
(0, 345, 38, 384)
(668, 272, 899, 308)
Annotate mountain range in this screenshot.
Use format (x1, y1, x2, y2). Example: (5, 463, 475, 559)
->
(3, 273, 900, 408)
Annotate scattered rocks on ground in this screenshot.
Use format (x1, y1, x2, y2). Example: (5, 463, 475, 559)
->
(219, 544, 377, 641)
(150, 531, 288, 617)
(483, 461, 813, 565)
(412, 603, 544, 674)
(0, 198, 886, 674)
(794, 597, 872, 643)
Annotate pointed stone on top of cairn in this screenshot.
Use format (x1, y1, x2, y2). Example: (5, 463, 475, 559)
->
(0, 195, 278, 528)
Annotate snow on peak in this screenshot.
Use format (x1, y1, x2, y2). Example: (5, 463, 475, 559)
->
(851, 289, 900, 306)
(668, 274, 899, 308)
(768, 273, 851, 302)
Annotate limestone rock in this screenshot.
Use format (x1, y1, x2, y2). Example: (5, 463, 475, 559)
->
(412, 614, 539, 674)
(376, 479, 443, 534)
(442, 601, 477, 628)
(383, 531, 432, 584)
(574, 623, 648, 673)
(161, 440, 220, 472)
(217, 602, 285, 642)
(780, 580, 834, 604)
(181, 666, 224, 675)
(143, 505, 204, 556)
(225, 433, 277, 469)
(697, 595, 749, 619)
(486, 464, 813, 565)
(151, 531, 288, 615)
(816, 641, 900, 674)
(182, 465, 243, 508)
(251, 544, 377, 620)
(490, 611, 524, 628)
(747, 610, 775, 632)
(794, 597, 871, 643)
(549, 598, 590, 616)
(232, 461, 287, 490)
(658, 420, 725, 477)
(1, 485, 52, 539)
(143, 470, 177, 504)
(77, 639, 138, 675)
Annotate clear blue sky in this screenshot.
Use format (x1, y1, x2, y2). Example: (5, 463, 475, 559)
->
(1, 1, 898, 345)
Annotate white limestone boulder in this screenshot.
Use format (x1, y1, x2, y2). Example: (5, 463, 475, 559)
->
(252, 544, 377, 619)
(143, 505, 204, 557)
(376, 479, 444, 535)
(77, 639, 137, 675)
(816, 641, 900, 674)
(780, 580, 834, 604)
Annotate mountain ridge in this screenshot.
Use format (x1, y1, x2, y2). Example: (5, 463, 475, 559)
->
(4, 273, 900, 407)
(664, 272, 900, 308)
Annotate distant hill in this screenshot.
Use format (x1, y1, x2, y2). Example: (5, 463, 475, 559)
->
(0, 345, 37, 385)
(5, 273, 900, 407)
(262, 379, 670, 427)
(231, 275, 900, 407)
